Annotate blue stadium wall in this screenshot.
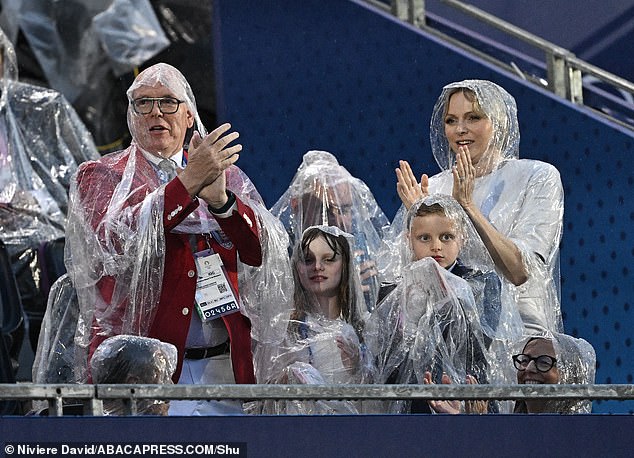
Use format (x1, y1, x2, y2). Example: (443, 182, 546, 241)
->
(212, 0, 634, 413)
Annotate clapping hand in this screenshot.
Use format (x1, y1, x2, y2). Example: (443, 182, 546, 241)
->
(423, 371, 487, 414)
(395, 160, 429, 209)
(179, 123, 241, 198)
(451, 146, 476, 210)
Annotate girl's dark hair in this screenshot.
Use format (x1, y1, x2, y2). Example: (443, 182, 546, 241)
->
(291, 227, 364, 340)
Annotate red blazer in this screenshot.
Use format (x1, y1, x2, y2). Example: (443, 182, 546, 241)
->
(77, 148, 262, 383)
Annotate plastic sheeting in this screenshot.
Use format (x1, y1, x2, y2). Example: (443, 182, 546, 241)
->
(0, 26, 99, 349)
(408, 79, 564, 334)
(54, 63, 291, 383)
(271, 150, 391, 312)
(250, 226, 374, 415)
(365, 257, 495, 413)
(512, 332, 596, 414)
(91, 334, 177, 415)
(386, 194, 524, 346)
(8, 0, 173, 152)
(32, 274, 80, 384)
(16, 0, 168, 101)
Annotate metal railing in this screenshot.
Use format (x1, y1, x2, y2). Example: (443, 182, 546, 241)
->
(2, 383, 633, 416)
(363, 0, 634, 126)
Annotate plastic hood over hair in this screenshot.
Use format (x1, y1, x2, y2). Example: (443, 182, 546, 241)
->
(386, 194, 524, 345)
(430, 79, 519, 173)
(64, 64, 291, 382)
(91, 334, 177, 384)
(250, 226, 374, 415)
(426, 80, 564, 334)
(272, 151, 390, 244)
(271, 150, 391, 311)
(365, 257, 494, 413)
(126, 62, 206, 154)
(513, 332, 596, 414)
(291, 225, 367, 333)
(90, 335, 177, 415)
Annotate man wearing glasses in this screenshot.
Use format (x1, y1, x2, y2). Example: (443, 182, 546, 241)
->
(62, 63, 280, 415)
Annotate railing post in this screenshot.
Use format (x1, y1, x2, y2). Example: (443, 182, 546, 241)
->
(568, 66, 584, 104)
(85, 398, 104, 416)
(546, 50, 569, 99)
(547, 49, 584, 104)
(48, 397, 64, 417)
(392, 0, 425, 27)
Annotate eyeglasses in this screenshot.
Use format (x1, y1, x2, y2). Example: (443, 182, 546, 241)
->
(512, 354, 557, 372)
(327, 203, 354, 217)
(131, 97, 184, 115)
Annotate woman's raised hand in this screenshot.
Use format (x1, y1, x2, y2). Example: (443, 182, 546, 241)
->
(451, 146, 476, 209)
(396, 160, 429, 209)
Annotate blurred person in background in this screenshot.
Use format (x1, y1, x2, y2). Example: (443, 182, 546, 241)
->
(0, 26, 98, 361)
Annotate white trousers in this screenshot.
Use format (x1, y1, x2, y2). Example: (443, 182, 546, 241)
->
(168, 354, 244, 416)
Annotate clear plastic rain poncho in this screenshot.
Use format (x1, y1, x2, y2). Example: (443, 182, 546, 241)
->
(51, 63, 292, 382)
(365, 256, 495, 414)
(0, 26, 98, 344)
(15, 0, 169, 101)
(249, 226, 375, 415)
(511, 332, 596, 414)
(387, 194, 524, 346)
(32, 274, 80, 384)
(426, 80, 564, 334)
(90, 334, 177, 415)
(271, 150, 391, 312)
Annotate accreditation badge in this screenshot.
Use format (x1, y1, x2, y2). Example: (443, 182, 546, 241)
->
(193, 249, 240, 321)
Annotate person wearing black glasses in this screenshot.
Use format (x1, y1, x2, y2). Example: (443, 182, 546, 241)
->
(424, 332, 596, 414)
(55, 63, 292, 415)
(512, 333, 596, 414)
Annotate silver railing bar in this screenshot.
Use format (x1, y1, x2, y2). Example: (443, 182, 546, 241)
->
(2, 384, 633, 402)
(439, 0, 570, 55)
(570, 56, 634, 94)
(97, 383, 634, 401)
(359, 0, 634, 115)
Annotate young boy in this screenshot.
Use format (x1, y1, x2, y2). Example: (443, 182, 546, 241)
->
(407, 198, 504, 336)
(367, 195, 520, 413)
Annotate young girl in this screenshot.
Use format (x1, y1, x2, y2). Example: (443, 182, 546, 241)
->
(256, 226, 372, 414)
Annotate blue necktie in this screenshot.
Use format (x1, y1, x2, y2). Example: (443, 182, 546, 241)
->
(157, 158, 177, 183)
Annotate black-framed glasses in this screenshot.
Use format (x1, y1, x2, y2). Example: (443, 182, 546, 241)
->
(512, 354, 557, 372)
(131, 97, 184, 115)
(327, 203, 354, 217)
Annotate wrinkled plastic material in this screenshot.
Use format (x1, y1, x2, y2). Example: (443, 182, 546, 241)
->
(57, 63, 291, 383)
(32, 274, 80, 384)
(271, 150, 391, 312)
(16, 0, 168, 101)
(365, 257, 496, 414)
(0, 27, 99, 340)
(0, 28, 99, 211)
(386, 194, 524, 346)
(250, 226, 374, 415)
(512, 332, 596, 414)
(427, 80, 564, 334)
(91, 334, 177, 415)
(93, 0, 170, 77)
